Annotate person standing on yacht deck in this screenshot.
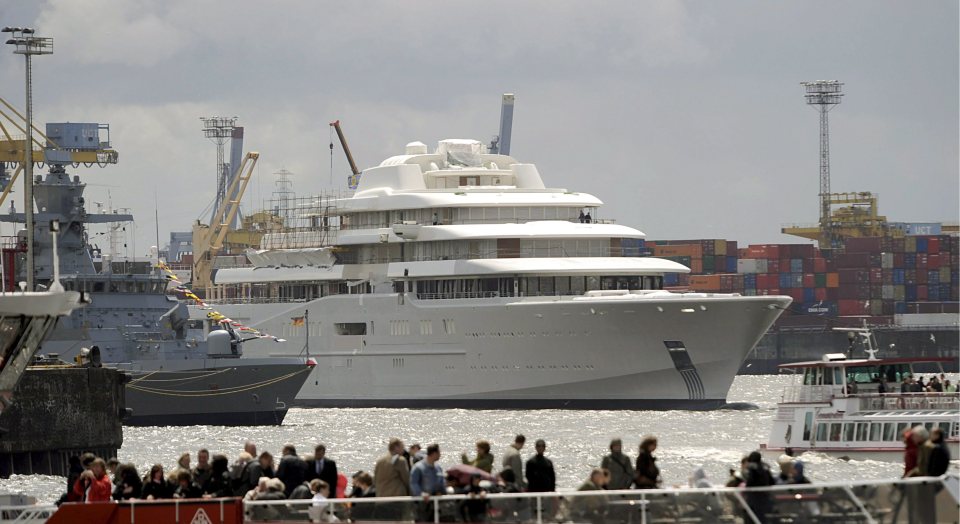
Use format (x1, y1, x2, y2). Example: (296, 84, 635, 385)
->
(501, 435, 525, 486)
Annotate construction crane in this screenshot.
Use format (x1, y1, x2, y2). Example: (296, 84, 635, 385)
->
(192, 152, 259, 297)
(329, 120, 361, 189)
(0, 96, 119, 206)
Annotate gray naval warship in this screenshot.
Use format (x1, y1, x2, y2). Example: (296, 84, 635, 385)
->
(0, 165, 312, 426)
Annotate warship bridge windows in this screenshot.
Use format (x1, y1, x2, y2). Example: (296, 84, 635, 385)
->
(334, 323, 366, 336)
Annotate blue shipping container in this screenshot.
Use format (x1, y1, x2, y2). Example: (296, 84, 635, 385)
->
(905, 285, 917, 302)
(917, 237, 928, 253)
(894, 301, 907, 314)
(803, 288, 816, 302)
(893, 269, 906, 285)
(929, 286, 940, 300)
(929, 270, 940, 284)
(779, 273, 792, 289)
(790, 259, 804, 273)
(904, 253, 916, 268)
(941, 284, 952, 299)
(726, 256, 738, 273)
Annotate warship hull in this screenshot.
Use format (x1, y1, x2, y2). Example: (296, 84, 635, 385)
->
(121, 359, 311, 426)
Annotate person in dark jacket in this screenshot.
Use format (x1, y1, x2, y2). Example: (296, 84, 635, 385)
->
(634, 436, 660, 489)
(306, 444, 339, 493)
(348, 472, 376, 521)
(276, 445, 307, 497)
(927, 428, 951, 477)
(202, 454, 233, 497)
(112, 463, 142, 500)
(172, 471, 203, 499)
(743, 452, 774, 524)
(458, 474, 490, 522)
(601, 438, 634, 490)
(525, 440, 555, 492)
(57, 455, 86, 505)
(141, 464, 173, 500)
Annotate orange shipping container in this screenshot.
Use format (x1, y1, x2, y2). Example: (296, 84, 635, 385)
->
(826, 272, 839, 288)
(653, 244, 703, 258)
(688, 274, 722, 290)
(690, 258, 704, 274)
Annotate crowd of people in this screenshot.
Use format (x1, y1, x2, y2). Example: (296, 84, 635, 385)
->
(56, 429, 951, 522)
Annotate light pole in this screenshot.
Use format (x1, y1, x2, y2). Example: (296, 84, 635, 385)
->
(4, 27, 53, 291)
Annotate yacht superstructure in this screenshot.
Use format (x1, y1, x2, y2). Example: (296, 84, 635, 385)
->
(202, 139, 791, 409)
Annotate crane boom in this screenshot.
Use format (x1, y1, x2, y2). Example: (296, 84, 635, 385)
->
(329, 120, 360, 176)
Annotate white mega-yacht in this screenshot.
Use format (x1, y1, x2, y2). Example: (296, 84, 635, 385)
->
(199, 139, 791, 409)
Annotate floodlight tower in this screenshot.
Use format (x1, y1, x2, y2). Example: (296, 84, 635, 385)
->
(200, 116, 238, 224)
(4, 26, 53, 292)
(801, 80, 843, 239)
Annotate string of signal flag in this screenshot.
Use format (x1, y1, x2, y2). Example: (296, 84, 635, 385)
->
(157, 261, 286, 343)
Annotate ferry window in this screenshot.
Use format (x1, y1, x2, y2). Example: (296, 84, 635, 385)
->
(822, 368, 833, 385)
(870, 423, 882, 441)
(856, 423, 869, 441)
(883, 423, 896, 441)
(834, 368, 843, 385)
(844, 424, 855, 442)
(938, 422, 951, 434)
(601, 277, 618, 290)
(803, 368, 816, 386)
(895, 422, 908, 439)
(802, 412, 813, 440)
(829, 423, 842, 442)
(334, 323, 366, 336)
(816, 423, 827, 442)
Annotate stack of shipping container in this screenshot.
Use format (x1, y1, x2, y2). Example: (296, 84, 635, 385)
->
(646, 235, 959, 321)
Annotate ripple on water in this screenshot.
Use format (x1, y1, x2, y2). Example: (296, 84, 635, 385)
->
(0, 375, 926, 503)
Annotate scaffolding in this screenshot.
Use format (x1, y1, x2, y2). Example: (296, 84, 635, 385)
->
(257, 192, 347, 250)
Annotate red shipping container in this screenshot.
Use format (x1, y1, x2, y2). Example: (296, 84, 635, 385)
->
(844, 237, 882, 253)
(839, 299, 867, 316)
(768, 260, 780, 273)
(929, 238, 940, 254)
(813, 258, 827, 273)
(917, 271, 927, 285)
(894, 253, 905, 267)
(870, 268, 883, 283)
(918, 285, 928, 301)
(747, 245, 780, 259)
(788, 289, 804, 302)
(815, 287, 827, 301)
(917, 253, 928, 269)
(929, 254, 940, 269)
(803, 273, 815, 287)
(826, 288, 840, 301)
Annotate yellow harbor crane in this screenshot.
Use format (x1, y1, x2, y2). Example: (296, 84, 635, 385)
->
(192, 151, 260, 297)
(0, 96, 119, 206)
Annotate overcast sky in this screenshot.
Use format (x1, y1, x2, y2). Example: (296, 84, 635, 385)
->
(1, 1, 957, 256)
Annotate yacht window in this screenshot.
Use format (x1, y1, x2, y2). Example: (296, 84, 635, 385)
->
(570, 277, 585, 295)
(334, 323, 367, 336)
(829, 423, 842, 442)
(516, 207, 529, 220)
(883, 423, 896, 441)
(869, 423, 882, 441)
(856, 423, 869, 441)
(540, 277, 555, 295)
(586, 276, 600, 292)
(802, 412, 813, 440)
(555, 277, 570, 295)
(816, 423, 828, 442)
(601, 277, 618, 290)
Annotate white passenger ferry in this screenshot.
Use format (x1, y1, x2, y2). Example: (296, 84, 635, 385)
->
(200, 139, 791, 409)
(763, 326, 959, 461)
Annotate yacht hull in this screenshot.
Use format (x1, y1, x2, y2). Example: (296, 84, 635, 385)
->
(202, 292, 789, 409)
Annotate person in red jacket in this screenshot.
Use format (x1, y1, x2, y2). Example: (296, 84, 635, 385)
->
(73, 458, 113, 502)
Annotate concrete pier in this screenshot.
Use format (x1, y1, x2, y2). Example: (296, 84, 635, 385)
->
(0, 366, 126, 477)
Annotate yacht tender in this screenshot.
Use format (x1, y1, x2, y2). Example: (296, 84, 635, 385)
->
(200, 139, 791, 409)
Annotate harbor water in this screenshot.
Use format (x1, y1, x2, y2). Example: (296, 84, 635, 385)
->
(2, 374, 948, 503)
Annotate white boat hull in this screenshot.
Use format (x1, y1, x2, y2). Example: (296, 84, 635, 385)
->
(198, 292, 788, 408)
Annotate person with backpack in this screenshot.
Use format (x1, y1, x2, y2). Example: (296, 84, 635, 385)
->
(600, 438, 634, 490)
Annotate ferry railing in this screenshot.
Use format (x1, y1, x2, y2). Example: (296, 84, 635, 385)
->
(242, 474, 959, 524)
(0, 503, 57, 522)
(857, 392, 960, 412)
